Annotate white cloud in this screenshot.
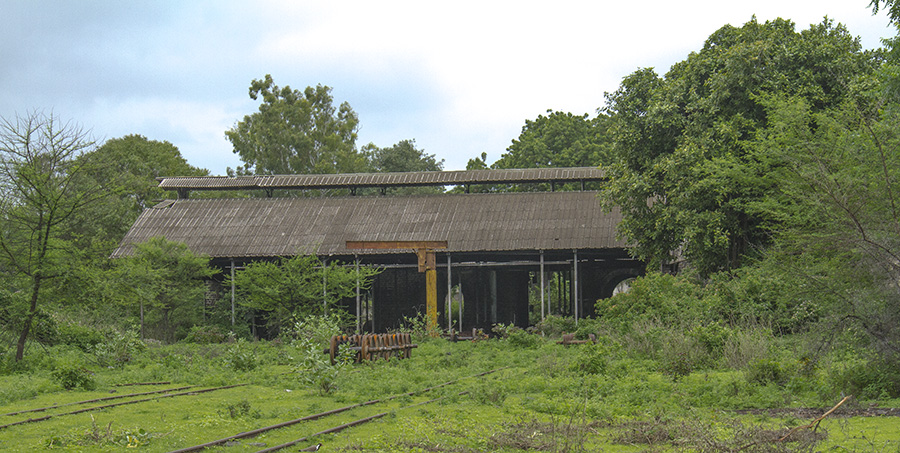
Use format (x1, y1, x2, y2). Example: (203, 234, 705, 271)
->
(1, 0, 894, 174)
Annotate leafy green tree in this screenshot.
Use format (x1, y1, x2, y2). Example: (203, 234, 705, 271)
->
(600, 17, 881, 275)
(364, 139, 444, 194)
(752, 95, 900, 358)
(226, 75, 367, 175)
(63, 135, 208, 251)
(0, 111, 108, 361)
(232, 254, 380, 335)
(366, 139, 443, 173)
(494, 110, 610, 169)
(110, 237, 217, 342)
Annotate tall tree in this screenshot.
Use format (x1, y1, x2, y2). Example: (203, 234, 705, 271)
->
(64, 135, 208, 251)
(366, 139, 443, 173)
(364, 139, 444, 194)
(600, 17, 881, 275)
(226, 75, 367, 175)
(755, 94, 900, 359)
(493, 110, 610, 169)
(0, 112, 107, 360)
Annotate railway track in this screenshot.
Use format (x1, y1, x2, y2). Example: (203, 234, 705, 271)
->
(169, 366, 509, 453)
(0, 384, 246, 430)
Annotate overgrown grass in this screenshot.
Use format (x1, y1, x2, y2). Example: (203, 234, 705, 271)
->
(0, 321, 897, 451)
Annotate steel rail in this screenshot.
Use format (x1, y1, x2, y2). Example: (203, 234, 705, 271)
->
(2, 386, 195, 417)
(0, 384, 246, 430)
(256, 391, 469, 453)
(168, 366, 509, 453)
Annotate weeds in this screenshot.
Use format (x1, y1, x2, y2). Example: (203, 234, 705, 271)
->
(43, 415, 154, 448)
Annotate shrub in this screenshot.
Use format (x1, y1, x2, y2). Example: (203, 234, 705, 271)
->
(722, 327, 773, 369)
(827, 357, 900, 399)
(292, 313, 349, 348)
(52, 359, 96, 390)
(224, 338, 258, 371)
(745, 358, 789, 386)
(658, 331, 707, 380)
(91, 329, 145, 368)
(506, 329, 542, 348)
(534, 315, 577, 338)
(293, 338, 353, 395)
(183, 325, 227, 344)
(56, 322, 105, 352)
(595, 272, 704, 331)
(571, 342, 609, 375)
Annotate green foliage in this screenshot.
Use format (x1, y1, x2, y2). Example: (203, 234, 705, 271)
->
(745, 358, 790, 386)
(55, 322, 105, 352)
(506, 329, 542, 349)
(291, 313, 347, 348)
(111, 237, 217, 343)
(183, 325, 228, 344)
(70, 134, 207, 249)
(534, 315, 577, 337)
(0, 111, 109, 361)
(233, 254, 378, 335)
(601, 17, 880, 275)
(494, 110, 610, 171)
(293, 338, 352, 395)
(571, 342, 611, 375)
(366, 138, 444, 172)
(595, 272, 705, 329)
(398, 311, 441, 341)
(827, 356, 900, 399)
(226, 74, 366, 175)
(223, 338, 258, 371)
(43, 418, 152, 448)
(51, 358, 96, 390)
(218, 400, 261, 419)
(90, 329, 145, 368)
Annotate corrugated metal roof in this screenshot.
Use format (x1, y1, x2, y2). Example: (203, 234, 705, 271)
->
(112, 191, 623, 258)
(157, 167, 605, 192)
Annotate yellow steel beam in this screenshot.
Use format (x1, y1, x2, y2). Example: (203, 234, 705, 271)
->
(345, 240, 448, 336)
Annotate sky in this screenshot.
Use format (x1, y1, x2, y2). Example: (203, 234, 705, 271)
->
(0, 1, 895, 176)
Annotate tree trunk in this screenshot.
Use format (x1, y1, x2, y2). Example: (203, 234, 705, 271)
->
(15, 275, 42, 362)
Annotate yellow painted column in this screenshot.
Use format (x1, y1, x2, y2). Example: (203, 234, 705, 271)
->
(426, 267, 437, 336)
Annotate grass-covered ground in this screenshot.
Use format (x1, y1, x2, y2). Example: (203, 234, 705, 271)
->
(0, 323, 898, 452)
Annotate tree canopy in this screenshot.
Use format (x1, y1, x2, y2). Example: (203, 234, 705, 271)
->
(493, 110, 610, 169)
(600, 17, 882, 276)
(0, 112, 107, 360)
(226, 75, 367, 175)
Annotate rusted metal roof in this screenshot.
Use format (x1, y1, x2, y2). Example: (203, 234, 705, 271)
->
(112, 191, 622, 259)
(157, 167, 605, 192)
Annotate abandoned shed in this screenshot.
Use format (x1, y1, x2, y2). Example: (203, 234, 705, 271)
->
(112, 167, 645, 334)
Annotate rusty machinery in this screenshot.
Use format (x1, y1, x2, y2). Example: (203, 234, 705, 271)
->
(325, 333, 418, 364)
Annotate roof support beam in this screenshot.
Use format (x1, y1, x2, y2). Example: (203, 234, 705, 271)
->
(346, 240, 448, 335)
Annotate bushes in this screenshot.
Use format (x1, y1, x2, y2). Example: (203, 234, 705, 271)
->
(51, 357, 96, 390)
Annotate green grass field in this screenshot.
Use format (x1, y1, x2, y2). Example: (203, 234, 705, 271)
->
(0, 335, 898, 452)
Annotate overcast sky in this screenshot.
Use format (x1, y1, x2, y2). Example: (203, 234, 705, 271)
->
(1, 1, 894, 175)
